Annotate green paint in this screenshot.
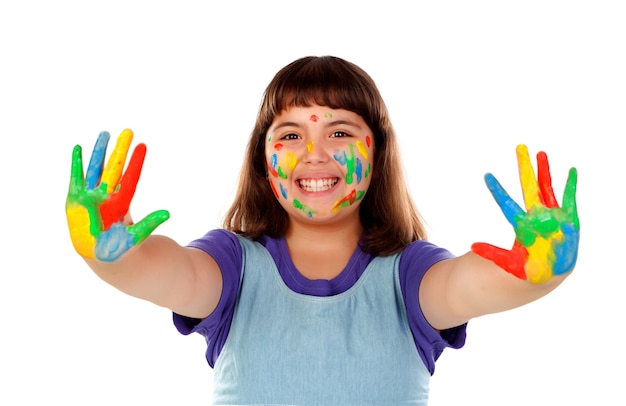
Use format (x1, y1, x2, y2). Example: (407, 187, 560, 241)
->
(293, 199, 317, 217)
(345, 144, 356, 185)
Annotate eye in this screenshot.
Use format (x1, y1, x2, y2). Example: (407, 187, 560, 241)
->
(281, 133, 300, 140)
(330, 131, 351, 138)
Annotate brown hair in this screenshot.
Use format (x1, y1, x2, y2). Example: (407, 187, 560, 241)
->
(223, 55, 427, 255)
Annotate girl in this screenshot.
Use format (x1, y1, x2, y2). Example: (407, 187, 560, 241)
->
(66, 55, 579, 405)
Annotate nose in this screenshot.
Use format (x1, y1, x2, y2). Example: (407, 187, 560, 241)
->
(302, 140, 330, 164)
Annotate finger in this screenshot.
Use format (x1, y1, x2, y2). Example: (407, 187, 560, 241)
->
(68, 145, 85, 197)
(101, 129, 134, 194)
(516, 144, 542, 210)
(100, 143, 147, 229)
(85, 131, 110, 190)
(562, 167, 579, 229)
(471, 242, 528, 280)
(128, 210, 170, 244)
(536, 151, 558, 208)
(484, 173, 524, 228)
(117, 143, 147, 214)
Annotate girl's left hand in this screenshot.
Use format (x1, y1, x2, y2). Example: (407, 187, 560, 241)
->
(471, 144, 579, 284)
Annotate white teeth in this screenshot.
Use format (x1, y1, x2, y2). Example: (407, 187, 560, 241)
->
(298, 178, 338, 192)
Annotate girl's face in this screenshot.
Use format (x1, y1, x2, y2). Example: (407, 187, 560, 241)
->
(265, 105, 374, 223)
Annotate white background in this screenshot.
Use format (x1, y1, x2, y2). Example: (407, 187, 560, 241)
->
(1, 1, 624, 404)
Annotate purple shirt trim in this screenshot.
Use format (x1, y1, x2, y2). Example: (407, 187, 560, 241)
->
(173, 229, 466, 375)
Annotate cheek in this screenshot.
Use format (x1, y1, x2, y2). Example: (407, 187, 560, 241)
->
(268, 151, 298, 180)
(334, 142, 373, 186)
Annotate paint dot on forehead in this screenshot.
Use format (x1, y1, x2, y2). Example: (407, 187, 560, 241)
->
(310, 115, 319, 122)
(324, 113, 333, 119)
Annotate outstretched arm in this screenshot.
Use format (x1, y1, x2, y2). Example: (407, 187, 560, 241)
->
(66, 130, 222, 318)
(420, 145, 579, 330)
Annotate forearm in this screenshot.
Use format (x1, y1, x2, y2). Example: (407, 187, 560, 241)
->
(421, 251, 570, 330)
(84, 234, 215, 315)
(449, 252, 567, 321)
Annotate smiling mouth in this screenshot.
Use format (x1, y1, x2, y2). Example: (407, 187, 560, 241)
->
(297, 178, 339, 192)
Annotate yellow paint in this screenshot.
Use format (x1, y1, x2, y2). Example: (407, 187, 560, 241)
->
(101, 129, 133, 194)
(307, 141, 314, 153)
(524, 232, 562, 284)
(356, 140, 368, 159)
(285, 152, 298, 170)
(66, 205, 96, 259)
(516, 144, 542, 210)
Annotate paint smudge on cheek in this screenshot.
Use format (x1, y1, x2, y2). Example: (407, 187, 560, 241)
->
(344, 145, 356, 185)
(276, 152, 297, 179)
(356, 140, 369, 160)
(268, 154, 279, 177)
(331, 189, 365, 213)
(293, 199, 317, 218)
(269, 178, 280, 199)
(334, 144, 371, 185)
(279, 183, 288, 199)
(285, 152, 297, 170)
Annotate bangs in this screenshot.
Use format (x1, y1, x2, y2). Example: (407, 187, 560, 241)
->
(261, 56, 381, 128)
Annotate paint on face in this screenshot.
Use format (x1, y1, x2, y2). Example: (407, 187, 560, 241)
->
(356, 138, 369, 160)
(265, 109, 374, 219)
(331, 189, 366, 213)
(270, 151, 298, 180)
(269, 178, 280, 199)
(293, 199, 317, 217)
(333, 142, 371, 186)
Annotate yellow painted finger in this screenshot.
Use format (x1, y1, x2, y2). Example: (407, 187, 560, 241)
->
(516, 144, 541, 210)
(101, 129, 134, 194)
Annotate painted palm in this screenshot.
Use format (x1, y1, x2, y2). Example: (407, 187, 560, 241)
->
(471, 145, 579, 284)
(66, 129, 169, 261)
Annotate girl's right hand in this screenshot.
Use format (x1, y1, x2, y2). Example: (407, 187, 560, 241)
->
(65, 129, 170, 262)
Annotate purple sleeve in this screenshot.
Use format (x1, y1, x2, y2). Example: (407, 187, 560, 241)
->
(172, 229, 242, 368)
(399, 240, 467, 375)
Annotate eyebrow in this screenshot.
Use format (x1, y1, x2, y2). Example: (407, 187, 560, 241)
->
(272, 119, 363, 131)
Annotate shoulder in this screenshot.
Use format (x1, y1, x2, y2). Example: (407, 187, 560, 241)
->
(399, 240, 455, 276)
(187, 229, 244, 272)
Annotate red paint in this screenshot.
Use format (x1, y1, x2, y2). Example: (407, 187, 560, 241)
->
(366, 135, 371, 147)
(267, 164, 279, 178)
(537, 151, 558, 208)
(471, 241, 529, 280)
(269, 178, 279, 199)
(337, 189, 357, 206)
(310, 115, 319, 122)
(274, 143, 284, 150)
(99, 143, 146, 229)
